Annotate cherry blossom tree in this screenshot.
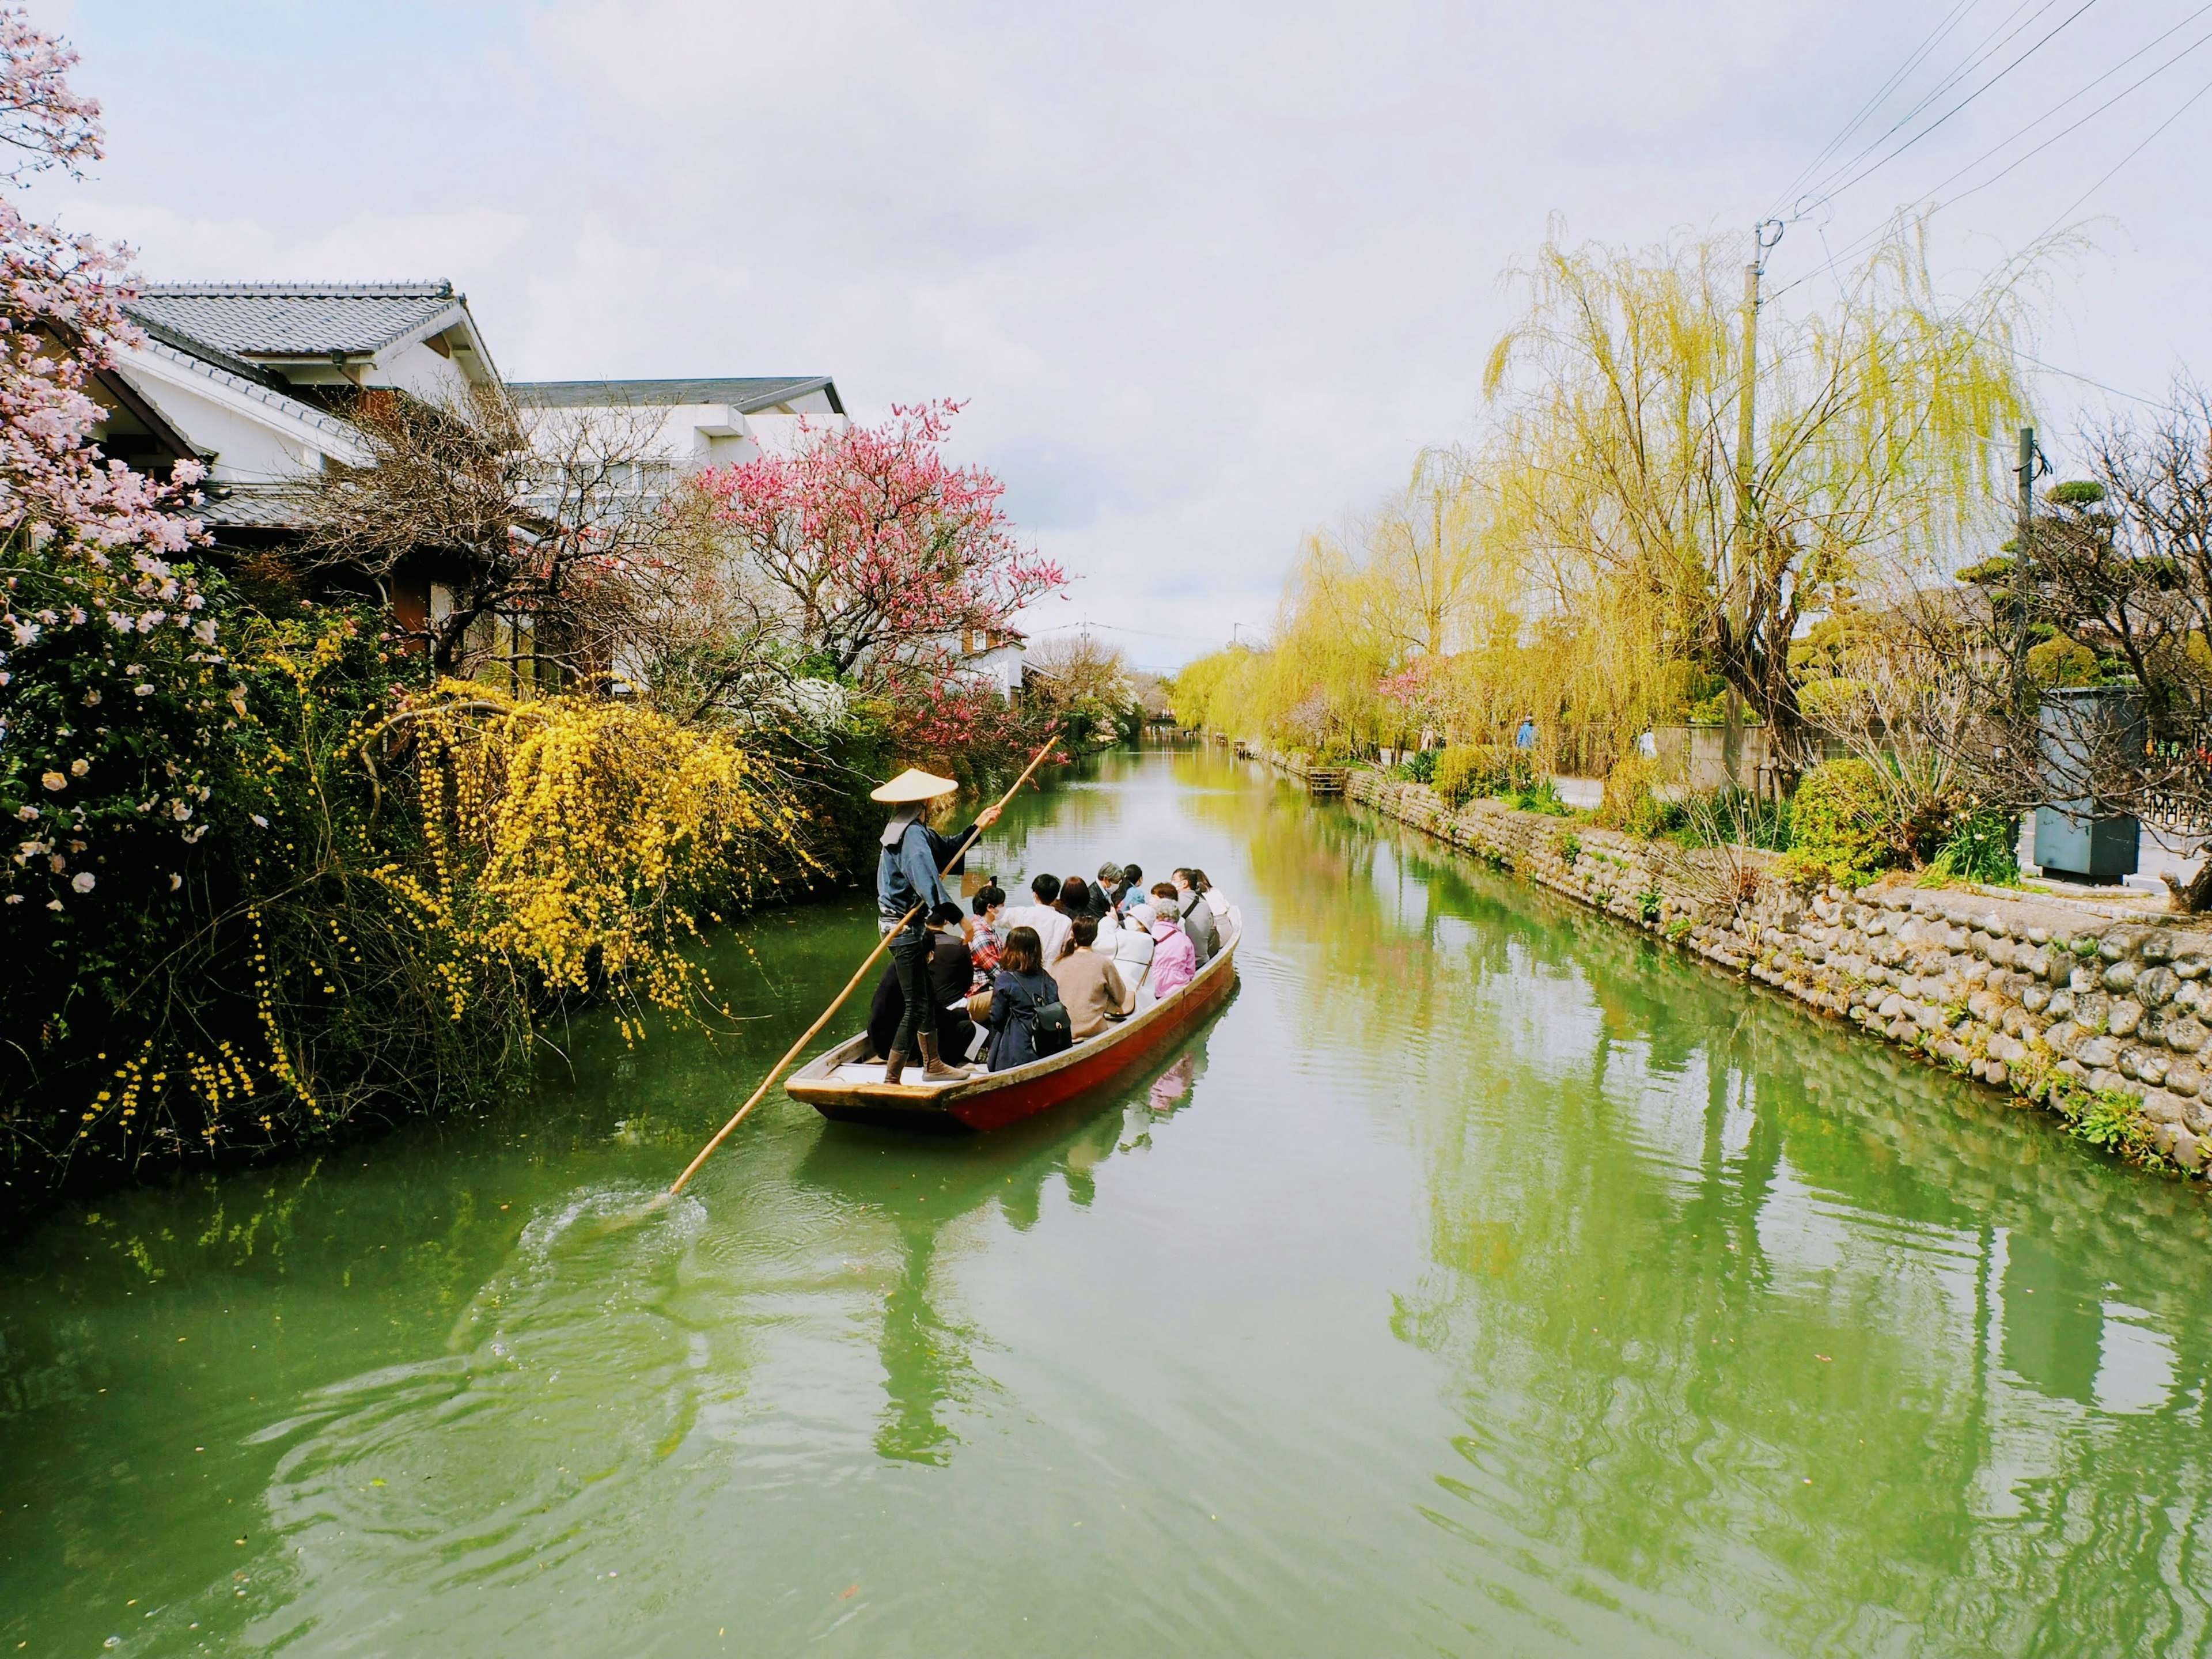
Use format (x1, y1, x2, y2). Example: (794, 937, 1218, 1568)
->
(0, 9, 217, 922)
(696, 400, 1065, 702)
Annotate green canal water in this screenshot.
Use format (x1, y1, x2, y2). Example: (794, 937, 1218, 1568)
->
(6, 747, 2212, 1657)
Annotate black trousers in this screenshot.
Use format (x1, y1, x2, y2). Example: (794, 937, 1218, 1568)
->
(888, 934, 930, 1054)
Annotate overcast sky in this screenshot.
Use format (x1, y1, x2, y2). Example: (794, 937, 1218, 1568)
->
(25, 1, 2212, 667)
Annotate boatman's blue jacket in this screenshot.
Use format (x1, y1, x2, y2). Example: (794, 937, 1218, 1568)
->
(877, 817, 974, 945)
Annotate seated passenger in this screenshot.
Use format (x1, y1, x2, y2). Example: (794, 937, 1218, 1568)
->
(925, 902, 979, 1066)
(1106, 862, 1141, 915)
(968, 884, 1006, 992)
(1184, 867, 1230, 919)
(1156, 879, 1216, 968)
(1051, 914, 1135, 1040)
(1057, 875, 1093, 921)
(1147, 896, 1198, 998)
(1097, 860, 1132, 919)
(865, 955, 904, 1060)
(1112, 899, 1156, 979)
(986, 925, 1063, 1073)
(1000, 873, 1071, 964)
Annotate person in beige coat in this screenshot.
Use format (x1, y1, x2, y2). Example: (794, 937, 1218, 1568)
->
(1050, 914, 1136, 1040)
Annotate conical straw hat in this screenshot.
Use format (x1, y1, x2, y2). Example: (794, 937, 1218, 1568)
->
(870, 767, 960, 804)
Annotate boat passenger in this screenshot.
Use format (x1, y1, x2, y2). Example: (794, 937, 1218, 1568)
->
(1146, 897, 1198, 997)
(1058, 876, 1093, 921)
(986, 925, 1065, 1073)
(1108, 862, 1142, 916)
(927, 902, 980, 1065)
(1001, 873, 1071, 965)
(968, 884, 1006, 992)
(1112, 899, 1156, 980)
(865, 957, 904, 1061)
(874, 767, 1000, 1084)
(1097, 861, 1131, 919)
(1185, 867, 1230, 920)
(1160, 877, 1217, 968)
(1051, 914, 1135, 1040)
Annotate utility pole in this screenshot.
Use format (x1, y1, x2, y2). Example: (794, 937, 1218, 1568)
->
(1727, 218, 1786, 786)
(2010, 425, 2043, 719)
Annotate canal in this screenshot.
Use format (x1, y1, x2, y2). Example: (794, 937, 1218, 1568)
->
(5, 746, 2211, 1656)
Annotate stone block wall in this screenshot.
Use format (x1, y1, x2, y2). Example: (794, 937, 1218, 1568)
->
(1262, 746, 2212, 1181)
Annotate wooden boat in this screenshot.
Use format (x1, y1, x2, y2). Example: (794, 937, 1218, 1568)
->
(787, 908, 1242, 1131)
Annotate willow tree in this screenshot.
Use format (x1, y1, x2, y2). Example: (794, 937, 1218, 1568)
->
(1482, 215, 2033, 769)
(1366, 447, 1491, 659)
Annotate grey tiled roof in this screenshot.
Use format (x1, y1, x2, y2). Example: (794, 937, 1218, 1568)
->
(510, 376, 843, 415)
(123, 282, 465, 360)
(195, 482, 306, 528)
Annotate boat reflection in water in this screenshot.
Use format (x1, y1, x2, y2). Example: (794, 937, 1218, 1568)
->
(794, 1002, 1230, 1463)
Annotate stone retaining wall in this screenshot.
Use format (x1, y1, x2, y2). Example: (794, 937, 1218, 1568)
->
(1258, 744, 2212, 1181)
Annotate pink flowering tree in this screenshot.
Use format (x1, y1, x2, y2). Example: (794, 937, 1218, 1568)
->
(696, 400, 1065, 706)
(0, 9, 217, 927)
(1375, 655, 1456, 747)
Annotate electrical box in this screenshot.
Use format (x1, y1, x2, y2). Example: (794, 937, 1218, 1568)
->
(2035, 687, 2143, 884)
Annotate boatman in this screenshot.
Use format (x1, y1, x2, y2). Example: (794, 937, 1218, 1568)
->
(874, 767, 1001, 1085)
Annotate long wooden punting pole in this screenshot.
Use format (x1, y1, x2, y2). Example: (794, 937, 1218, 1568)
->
(664, 729, 1063, 1199)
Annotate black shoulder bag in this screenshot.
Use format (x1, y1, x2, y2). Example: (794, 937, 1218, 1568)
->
(1025, 981, 1072, 1058)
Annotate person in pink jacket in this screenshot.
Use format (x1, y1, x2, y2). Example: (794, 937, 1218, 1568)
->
(1147, 896, 1198, 997)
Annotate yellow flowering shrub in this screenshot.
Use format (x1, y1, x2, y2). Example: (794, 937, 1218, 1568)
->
(6, 627, 835, 1218)
(387, 681, 827, 1041)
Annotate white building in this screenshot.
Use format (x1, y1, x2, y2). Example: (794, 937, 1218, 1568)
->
(95, 281, 498, 490)
(506, 376, 847, 468)
(83, 281, 1020, 692)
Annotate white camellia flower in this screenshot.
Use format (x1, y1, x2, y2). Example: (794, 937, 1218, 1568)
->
(71, 872, 93, 893)
(251, 815, 268, 828)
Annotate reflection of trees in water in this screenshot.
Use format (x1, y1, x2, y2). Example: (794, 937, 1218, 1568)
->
(797, 1033, 1217, 1467)
(1205, 780, 2212, 1651)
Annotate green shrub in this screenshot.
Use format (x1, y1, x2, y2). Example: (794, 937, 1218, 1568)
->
(1555, 831, 1582, 866)
(1775, 758, 1898, 888)
(1395, 748, 1438, 785)
(1665, 786, 1792, 853)
(1597, 753, 1682, 838)
(1922, 809, 2020, 886)
(1506, 775, 1575, 816)
(1431, 743, 1538, 806)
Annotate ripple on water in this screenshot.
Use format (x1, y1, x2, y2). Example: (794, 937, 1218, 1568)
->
(193, 1183, 719, 1652)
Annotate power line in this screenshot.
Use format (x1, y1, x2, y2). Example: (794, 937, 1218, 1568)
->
(1766, 0, 1984, 220)
(1794, 0, 2053, 204)
(1791, 0, 2104, 217)
(2027, 65, 2212, 242)
(1769, 21, 2212, 300)
(1782, 0, 2069, 213)
(2024, 351, 2169, 407)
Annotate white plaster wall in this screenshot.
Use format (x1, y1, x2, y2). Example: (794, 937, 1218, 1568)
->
(746, 411, 844, 457)
(113, 361, 335, 483)
(361, 338, 474, 403)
